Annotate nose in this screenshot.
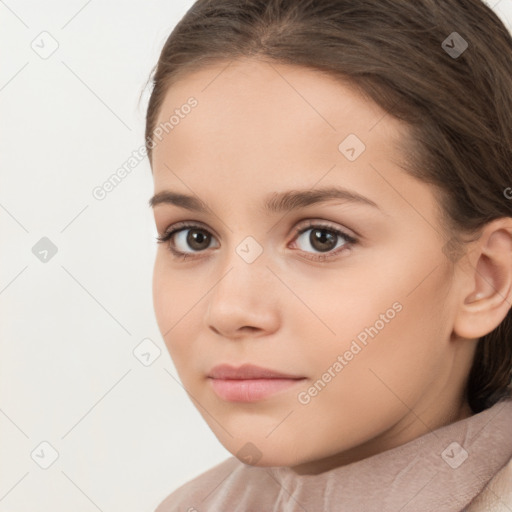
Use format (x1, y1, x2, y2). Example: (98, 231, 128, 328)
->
(204, 248, 281, 340)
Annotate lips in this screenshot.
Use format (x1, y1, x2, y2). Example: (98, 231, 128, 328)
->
(207, 363, 304, 380)
(207, 364, 306, 402)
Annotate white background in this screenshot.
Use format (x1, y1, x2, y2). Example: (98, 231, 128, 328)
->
(1, 1, 511, 511)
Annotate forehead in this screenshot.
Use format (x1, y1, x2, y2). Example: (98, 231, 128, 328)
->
(153, 58, 407, 163)
(150, 58, 424, 219)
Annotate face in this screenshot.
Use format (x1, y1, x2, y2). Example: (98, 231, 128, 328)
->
(150, 58, 476, 474)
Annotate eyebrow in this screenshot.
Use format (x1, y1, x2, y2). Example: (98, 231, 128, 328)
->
(148, 186, 380, 214)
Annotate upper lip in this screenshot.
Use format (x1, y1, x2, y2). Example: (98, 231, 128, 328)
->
(208, 363, 304, 380)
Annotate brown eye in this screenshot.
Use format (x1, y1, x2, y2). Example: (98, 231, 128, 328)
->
(156, 222, 219, 258)
(308, 228, 338, 252)
(292, 222, 357, 262)
(168, 227, 217, 254)
(182, 228, 212, 251)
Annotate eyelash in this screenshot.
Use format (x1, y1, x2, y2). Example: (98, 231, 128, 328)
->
(155, 220, 358, 262)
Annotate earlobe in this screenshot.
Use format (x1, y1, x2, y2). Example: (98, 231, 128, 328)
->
(453, 218, 512, 340)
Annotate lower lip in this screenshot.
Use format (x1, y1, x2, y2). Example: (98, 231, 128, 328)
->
(208, 377, 305, 402)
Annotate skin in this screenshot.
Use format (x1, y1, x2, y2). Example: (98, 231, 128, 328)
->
(149, 57, 512, 475)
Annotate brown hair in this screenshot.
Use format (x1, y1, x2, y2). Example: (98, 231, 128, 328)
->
(144, 0, 512, 413)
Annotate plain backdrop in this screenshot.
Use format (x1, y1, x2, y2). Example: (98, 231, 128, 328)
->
(1, 1, 511, 511)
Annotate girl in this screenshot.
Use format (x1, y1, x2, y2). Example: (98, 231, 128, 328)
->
(145, 0, 512, 510)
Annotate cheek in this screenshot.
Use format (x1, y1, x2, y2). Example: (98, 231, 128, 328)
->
(303, 253, 450, 394)
(287, 275, 449, 455)
(338, 284, 446, 402)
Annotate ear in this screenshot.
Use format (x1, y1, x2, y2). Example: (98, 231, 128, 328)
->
(453, 218, 512, 340)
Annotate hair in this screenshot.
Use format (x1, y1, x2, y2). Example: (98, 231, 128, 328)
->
(144, 0, 512, 414)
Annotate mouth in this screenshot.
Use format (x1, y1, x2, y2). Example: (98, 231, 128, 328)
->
(207, 363, 306, 402)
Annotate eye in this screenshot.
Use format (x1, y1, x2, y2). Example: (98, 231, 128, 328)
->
(291, 221, 357, 261)
(156, 220, 358, 262)
(156, 222, 218, 260)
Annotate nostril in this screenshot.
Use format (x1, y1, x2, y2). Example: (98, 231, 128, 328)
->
(241, 326, 258, 332)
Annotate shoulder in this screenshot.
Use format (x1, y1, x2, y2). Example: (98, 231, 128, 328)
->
(154, 456, 257, 512)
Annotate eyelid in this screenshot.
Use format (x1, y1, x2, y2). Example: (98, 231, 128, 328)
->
(294, 218, 357, 239)
(157, 220, 216, 240)
(158, 218, 355, 239)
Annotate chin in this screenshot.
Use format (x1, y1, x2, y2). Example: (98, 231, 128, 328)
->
(233, 450, 298, 468)
(219, 436, 311, 468)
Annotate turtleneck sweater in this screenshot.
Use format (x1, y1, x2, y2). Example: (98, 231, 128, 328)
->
(155, 397, 512, 511)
